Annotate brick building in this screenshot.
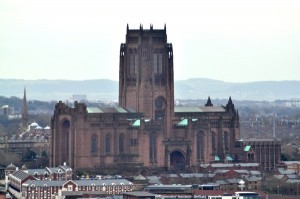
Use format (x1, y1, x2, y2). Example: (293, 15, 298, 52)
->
(50, 25, 241, 171)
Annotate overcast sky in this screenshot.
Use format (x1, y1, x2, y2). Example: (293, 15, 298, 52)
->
(0, 0, 299, 83)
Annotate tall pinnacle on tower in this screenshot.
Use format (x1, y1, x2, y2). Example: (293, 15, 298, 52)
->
(22, 87, 28, 130)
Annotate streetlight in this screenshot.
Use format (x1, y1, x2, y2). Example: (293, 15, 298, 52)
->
(277, 185, 279, 195)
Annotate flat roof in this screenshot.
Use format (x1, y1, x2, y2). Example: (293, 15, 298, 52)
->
(87, 106, 135, 114)
(123, 191, 156, 197)
(175, 106, 225, 113)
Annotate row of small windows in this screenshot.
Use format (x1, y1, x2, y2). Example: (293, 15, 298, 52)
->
(153, 53, 163, 74)
(91, 134, 137, 154)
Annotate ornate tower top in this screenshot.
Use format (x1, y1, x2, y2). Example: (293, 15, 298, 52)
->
(205, 96, 213, 106)
(119, 24, 174, 119)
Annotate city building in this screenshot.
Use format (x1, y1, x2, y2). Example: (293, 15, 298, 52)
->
(50, 25, 254, 172)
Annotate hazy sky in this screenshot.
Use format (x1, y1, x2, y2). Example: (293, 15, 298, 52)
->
(1, 0, 299, 82)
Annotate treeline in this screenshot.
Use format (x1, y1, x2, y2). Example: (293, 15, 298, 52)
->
(0, 96, 57, 114)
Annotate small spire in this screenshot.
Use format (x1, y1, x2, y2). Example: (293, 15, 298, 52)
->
(205, 96, 213, 106)
(228, 96, 232, 104)
(226, 96, 235, 113)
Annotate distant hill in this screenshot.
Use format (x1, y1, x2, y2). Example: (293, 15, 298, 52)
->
(0, 78, 299, 101)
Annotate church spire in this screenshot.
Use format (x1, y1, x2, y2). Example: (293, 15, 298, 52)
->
(22, 87, 28, 130)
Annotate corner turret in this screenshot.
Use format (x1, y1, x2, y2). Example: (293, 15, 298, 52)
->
(205, 96, 213, 106)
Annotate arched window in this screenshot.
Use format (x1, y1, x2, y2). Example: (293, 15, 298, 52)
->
(134, 48, 138, 74)
(105, 134, 111, 153)
(211, 132, 216, 151)
(149, 133, 157, 162)
(91, 134, 98, 153)
(153, 51, 163, 74)
(129, 48, 138, 75)
(61, 120, 70, 164)
(197, 131, 205, 160)
(119, 134, 124, 153)
(224, 131, 229, 149)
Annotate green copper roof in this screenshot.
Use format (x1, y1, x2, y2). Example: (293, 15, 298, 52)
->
(176, 118, 198, 126)
(215, 155, 220, 161)
(226, 155, 234, 161)
(178, 118, 188, 126)
(244, 145, 251, 152)
(87, 107, 103, 113)
(115, 107, 127, 113)
(131, 119, 150, 127)
(132, 119, 140, 127)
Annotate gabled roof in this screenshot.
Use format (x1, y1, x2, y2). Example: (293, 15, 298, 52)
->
(245, 176, 262, 182)
(146, 176, 162, 185)
(27, 169, 49, 175)
(59, 164, 72, 172)
(227, 178, 242, 184)
(282, 161, 300, 165)
(74, 179, 132, 186)
(45, 167, 66, 174)
(249, 170, 262, 175)
(234, 170, 250, 174)
(11, 170, 31, 181)
(277, 168, 296, 175)
(214, 170, 230, 174)
(23, 180, 66, 187)
(180, 173, 216, 178)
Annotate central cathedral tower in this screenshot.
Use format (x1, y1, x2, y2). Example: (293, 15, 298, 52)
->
(119, 24, 174, 120)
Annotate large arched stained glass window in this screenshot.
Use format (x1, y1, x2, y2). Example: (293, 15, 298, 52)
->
(224, 131, 229, 150)
(197, 131, 205, 160)
(105, 134, 111, 153)
(211, 132, 216, 151)
(91, 134, 98, 153)
(149, 133, 157, 162)
(119, 134, 124, 153)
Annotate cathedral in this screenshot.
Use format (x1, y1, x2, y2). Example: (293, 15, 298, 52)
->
(50, 25, 241, 171)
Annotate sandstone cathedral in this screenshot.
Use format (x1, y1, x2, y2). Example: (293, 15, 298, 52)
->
(50, 25, 242, 171)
